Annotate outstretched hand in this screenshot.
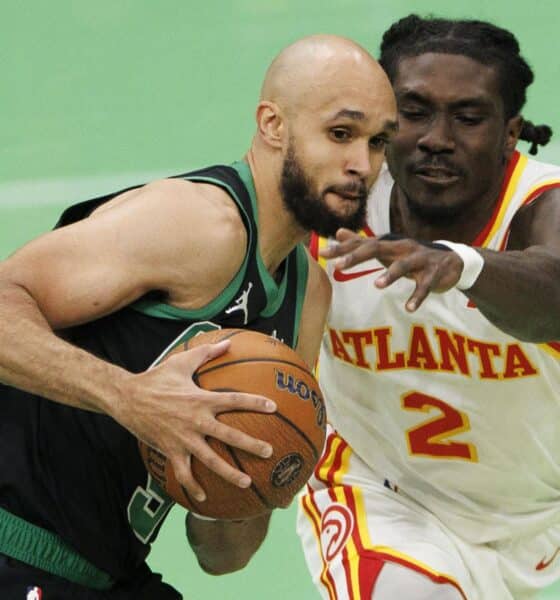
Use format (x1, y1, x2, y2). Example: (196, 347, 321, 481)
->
(322, 228, 465, 311)
(115, 340, 276, 503)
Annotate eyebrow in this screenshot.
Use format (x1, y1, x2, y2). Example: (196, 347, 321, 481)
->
(329, 109, 399, 133)
(398, 90, 492, 110)
(331, 109, 366, 121)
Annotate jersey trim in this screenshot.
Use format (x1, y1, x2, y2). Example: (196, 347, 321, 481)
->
(539, 342, 560, 359)
(497, 178, 560, 251)
(472, 151, 525, 247)
(234, 160, 300, 318)
(0, 506, 114, 590)
(301, 430, 468, 600)
(131, 168, 253, 320)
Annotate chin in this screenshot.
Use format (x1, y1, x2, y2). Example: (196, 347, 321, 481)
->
(407, 197, 467, 224)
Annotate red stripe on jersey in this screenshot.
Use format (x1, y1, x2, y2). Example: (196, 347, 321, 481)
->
(313, 430, 337, 480)
(302, 491, 338, 600)
(522, 182, 560, 206)
(324, 438, 348, 486)
(341, 486, 468, 599)
(472, 151, 520, 247)
(309, 232, 320, 260)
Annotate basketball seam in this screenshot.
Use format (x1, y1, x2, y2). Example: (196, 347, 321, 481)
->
(271, 412, 320, 462)
(218, 410, 320, 468)
(196, 357, 312, 377)
(227, 446, 274, 510)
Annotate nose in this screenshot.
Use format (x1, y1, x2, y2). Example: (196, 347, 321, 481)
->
(417, 114, 455, 154)
(345, 141, 374, 179)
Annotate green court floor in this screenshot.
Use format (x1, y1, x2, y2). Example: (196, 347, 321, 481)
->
(2, 2, 560, 598)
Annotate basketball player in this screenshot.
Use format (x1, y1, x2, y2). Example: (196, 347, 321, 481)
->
(0, 36, 397, 598)
(298, 16, 560, 600)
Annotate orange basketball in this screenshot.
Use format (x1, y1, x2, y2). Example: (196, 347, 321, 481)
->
(138, 328, 326, 520)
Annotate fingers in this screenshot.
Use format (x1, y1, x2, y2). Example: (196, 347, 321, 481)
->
(328, 239, 380, 270)
(377, 252, 444, 311)
(184, 437, 253, 490)
(319, 235, 366, 263)
(211, 389, 276, 414)
(201, 415, 273, 459)
(178, 341, 231, 376)
(172, 451, 207, 502)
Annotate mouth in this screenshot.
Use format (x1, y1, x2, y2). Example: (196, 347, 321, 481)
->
(327, 187, 366, 202)
(413, 166, 460, 186)
(336, 192, 362, 201)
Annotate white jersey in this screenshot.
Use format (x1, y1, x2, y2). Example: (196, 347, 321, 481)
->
(312, 151, 560, 543)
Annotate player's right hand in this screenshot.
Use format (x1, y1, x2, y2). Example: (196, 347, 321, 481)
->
(113, 340, 276, 502)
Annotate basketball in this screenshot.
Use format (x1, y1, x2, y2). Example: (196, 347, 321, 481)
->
(138, 328, 326, 520)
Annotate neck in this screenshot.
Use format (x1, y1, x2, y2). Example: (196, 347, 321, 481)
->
(390, 168, 508, 244)
(246, 146, 308, 275)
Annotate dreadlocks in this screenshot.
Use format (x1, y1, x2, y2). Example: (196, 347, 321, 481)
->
(379, 14, 552, 155)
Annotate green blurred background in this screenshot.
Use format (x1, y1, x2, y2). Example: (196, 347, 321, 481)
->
(2, 2, 559, 598)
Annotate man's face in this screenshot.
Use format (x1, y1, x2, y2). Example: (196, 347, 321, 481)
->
(280, 73, 397, 237)
(280, 140, 368, 237)
(386, 53, 516, 222)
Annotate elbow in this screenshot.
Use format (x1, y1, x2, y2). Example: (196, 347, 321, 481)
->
(197, 553, 252, 576)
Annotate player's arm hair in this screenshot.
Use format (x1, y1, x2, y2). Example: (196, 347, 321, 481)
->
(466, 187, 560, 341)
(185, 512, 271, 575)
(295, 251, 332, 368)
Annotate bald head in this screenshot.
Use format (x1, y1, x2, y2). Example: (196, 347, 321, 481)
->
(260, 35, 390, 114)
(250, 34, 397, 234)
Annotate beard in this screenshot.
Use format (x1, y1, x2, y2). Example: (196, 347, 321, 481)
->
(279, 145, 367, 237)
(404, 192, 470, 225)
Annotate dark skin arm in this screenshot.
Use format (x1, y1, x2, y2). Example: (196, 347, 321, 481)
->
(185, 256, 331, 575)
(322, 188, 560, 342)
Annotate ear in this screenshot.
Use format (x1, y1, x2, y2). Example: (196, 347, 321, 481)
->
(255, 101, 285, 149)
(503, 115, 523, 160)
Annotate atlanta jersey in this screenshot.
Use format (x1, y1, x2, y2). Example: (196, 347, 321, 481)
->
(310, 151, 560, 544)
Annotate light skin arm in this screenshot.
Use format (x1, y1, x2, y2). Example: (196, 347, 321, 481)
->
(322, 188, 560, 342)
(185, 254, 331, 575)
(0, 178, 276, 501)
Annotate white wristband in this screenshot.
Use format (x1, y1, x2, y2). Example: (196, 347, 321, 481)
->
(434, 241, 484, 290)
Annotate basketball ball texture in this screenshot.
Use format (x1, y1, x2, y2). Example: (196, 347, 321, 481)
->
(138, 328, 326, 520)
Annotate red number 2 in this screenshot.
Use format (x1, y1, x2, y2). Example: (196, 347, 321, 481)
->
(402, 392, 478, 462)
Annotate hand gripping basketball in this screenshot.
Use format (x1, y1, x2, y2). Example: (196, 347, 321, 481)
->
(139, 329, 327, 520)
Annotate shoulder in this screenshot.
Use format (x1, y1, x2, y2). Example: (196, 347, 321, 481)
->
(98, 176, 245, 252)
(509, 172, 560, 251)
(91, 177, 248, 302)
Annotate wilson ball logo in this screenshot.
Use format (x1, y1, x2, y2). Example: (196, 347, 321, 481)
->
(271, 453, 304, 487)
(275, 370, 326, 427)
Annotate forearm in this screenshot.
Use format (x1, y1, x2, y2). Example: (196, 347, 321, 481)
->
(466, 246, 560, 341)
(0, 283, 128, 415)
(186, 512, 271, 575)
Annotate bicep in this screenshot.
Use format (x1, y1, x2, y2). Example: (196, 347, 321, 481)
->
(0, 217, 156, 329)
(295, 255, 331, 368)
(0, 180, 246, 330)
(0, 181, 203, 329)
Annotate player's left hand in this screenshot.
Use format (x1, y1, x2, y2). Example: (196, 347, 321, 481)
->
(321, 228, 464, 311)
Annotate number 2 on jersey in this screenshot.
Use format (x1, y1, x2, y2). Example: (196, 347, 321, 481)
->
(402, 391, 478, 462)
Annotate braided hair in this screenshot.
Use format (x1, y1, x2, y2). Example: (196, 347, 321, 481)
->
(379, 15, 552, 155)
